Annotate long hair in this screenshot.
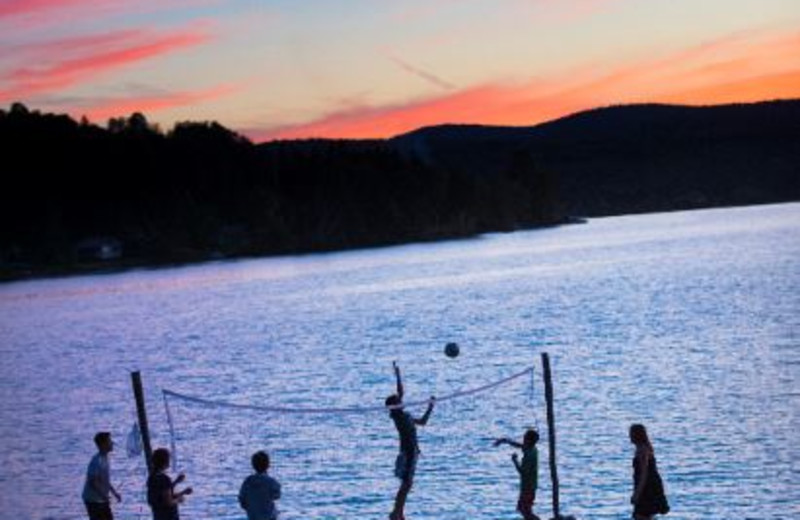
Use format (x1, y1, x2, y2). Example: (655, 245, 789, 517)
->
(629, 423, 653, 451)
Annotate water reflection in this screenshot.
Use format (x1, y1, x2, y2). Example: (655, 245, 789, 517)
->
(0, 203, 798, 519)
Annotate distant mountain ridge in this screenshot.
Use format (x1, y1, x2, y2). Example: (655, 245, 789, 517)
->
(390, 99, 800, 215)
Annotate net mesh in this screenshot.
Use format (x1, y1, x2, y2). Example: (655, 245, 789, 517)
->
(161, 367, 536, 520)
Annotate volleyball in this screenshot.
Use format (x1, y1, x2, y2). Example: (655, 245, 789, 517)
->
(444, 342, 460, 358)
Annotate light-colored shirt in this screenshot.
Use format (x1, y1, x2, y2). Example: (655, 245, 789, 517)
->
(239, 473, 281, 520)
(82, 453, 111, 503)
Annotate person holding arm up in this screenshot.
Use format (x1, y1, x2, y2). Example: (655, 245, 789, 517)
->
(385, 361, 435, 520)
(494, 429, 540, 520)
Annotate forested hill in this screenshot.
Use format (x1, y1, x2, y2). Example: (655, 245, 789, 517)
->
(391, 99, 800, 215)
(0, 103, 560, 279)
(1, 99, 798, 280)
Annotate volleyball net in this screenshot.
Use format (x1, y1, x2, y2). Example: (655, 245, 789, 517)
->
(160, 366, 538, 520)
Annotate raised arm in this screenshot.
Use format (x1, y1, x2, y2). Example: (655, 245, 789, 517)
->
(493, 437, 523, 449)
(393, 361, 404, 402)
(415, 396, 435, 425)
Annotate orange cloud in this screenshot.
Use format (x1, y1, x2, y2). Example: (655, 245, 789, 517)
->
(663, 70, 800, 105)
(245, 29, 800, 142)
(0, 28, 212, 102)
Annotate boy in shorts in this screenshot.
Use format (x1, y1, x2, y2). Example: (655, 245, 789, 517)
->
(386, 362, 435, 520)
(494, 429, 540, 520)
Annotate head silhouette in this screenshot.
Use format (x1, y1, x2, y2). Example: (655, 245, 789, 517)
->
(94, 432, 113, 453)
(629, 423, 651, 448)
(523, 429, 540, 447)
(251, 450, 270, 474)
(152, 448, 171, 472)
(385, 394, 401, 408)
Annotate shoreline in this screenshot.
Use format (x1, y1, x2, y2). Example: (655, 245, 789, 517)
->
(1, 217, 585, 284)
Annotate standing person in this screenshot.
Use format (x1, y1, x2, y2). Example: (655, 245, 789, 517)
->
(494, 429, 540, 520)
(147, 448, 192, 520)
(385, 361, 435, 520)
(82, 432, 122, 520)
(239, 450, 282, 520)
(629, 424, 670, 519)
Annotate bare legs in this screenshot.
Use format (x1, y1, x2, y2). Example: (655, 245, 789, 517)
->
(390, 478, 412, 520)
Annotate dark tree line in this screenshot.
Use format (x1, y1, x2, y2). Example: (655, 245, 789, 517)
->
(0, 103, 562, 278)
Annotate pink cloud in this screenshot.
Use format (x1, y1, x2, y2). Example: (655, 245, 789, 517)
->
(75, 83, 239, 122)
(0, 27, 212, 102)
(0, 0, 95, 18)
(244, 29, 800, 142)
(0, 0, 221, 23)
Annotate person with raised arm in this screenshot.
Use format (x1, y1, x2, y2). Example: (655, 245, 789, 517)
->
(385, 361, 435, 520)
(494, 429, 540, 520)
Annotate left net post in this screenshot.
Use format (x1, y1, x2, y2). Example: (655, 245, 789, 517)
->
(131, 371, 154, 474)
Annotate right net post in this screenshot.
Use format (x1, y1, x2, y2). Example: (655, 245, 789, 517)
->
(542, 352, 560, 520)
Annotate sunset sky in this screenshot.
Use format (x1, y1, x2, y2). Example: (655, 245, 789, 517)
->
(1, 0, 798, 142)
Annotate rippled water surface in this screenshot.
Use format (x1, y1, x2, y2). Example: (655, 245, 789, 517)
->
(1, 203, 799, 520)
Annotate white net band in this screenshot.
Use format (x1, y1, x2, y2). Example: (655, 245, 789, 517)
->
(162, 366, 533, 415)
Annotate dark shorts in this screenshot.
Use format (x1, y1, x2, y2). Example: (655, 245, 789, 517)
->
(394, 451, 418, 482)
(85, 502, 113, 520)
(517, 490, 536, 514)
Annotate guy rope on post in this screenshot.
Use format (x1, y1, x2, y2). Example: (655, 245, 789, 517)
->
(131, 371, 154, 474)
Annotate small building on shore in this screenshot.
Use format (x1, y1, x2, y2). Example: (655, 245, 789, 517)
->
(75, 237, 123, 262)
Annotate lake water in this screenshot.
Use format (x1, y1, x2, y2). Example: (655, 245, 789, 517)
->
(1, 203, 798, 520)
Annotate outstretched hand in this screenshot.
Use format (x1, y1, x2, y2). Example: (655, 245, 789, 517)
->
(511, 453, 519, 463)
(174, 473, 186, 485)
(493, 438, 506, 447)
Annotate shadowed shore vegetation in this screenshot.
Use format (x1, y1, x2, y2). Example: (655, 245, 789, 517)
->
(2, 99, 798, 281)
(0, 103, 562, 280)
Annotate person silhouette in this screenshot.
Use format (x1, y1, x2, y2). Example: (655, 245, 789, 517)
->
(385, 361, 435, 520)
(629, 424, 670, 519)
(494, 429, 540, 520)
(146, 448, 192, 520)
(82, 432, 122, 520)
(239, 450, 282, 520)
